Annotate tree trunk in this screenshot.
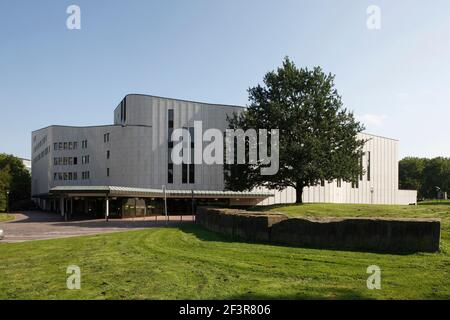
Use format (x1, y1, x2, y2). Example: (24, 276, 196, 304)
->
(295, 185, 304, 204)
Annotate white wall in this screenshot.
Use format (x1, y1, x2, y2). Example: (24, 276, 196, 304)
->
(32, 94, 417, 205)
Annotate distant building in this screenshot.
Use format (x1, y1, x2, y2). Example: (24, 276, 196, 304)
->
(31, 94, 417, 218)
(20, 158, 31, 173)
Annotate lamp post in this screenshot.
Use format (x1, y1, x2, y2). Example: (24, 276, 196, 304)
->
(162, 185, 168, 225)
(6, 190, 10, 214)
(436, 186, 441, 202)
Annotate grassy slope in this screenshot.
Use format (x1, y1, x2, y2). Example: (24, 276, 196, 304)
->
(0, 213, 13, 222)
(0, 203, 449, 300)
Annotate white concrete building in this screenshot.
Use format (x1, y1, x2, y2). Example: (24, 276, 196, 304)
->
(31, 94, 416, 218)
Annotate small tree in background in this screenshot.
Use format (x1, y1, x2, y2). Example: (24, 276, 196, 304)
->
(225, 57, 366, 203)
(0, 154, 31, 211)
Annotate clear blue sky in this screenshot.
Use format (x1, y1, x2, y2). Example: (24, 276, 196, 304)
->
(1, 0, 449, 159)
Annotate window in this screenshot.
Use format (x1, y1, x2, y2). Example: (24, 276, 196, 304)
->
(107, 168, 110, 177)
(189, 164, 195, 184)
(182, 164, 188, 184)
(73, 142, 78, 150)
(107, 150, 110, 159)
(367, 151, 371, 181)
(74, 157, 77, 165)
(104, 133, 110, 143)
(82, 171, 90, 180)
(82, 155, 90, 164)
(360, 154, 364, 181)
(337, 179, 342, 188)
(168, 109, 174, 130)
(54, 143, 58, 151)
(168, 164, 173, 184)
(352, 180, 359, 189)
(189, 127, 195, 148)
(320, 179, 325, 187)
(123, 97, 127, 122)
(68, 142, 73, 150)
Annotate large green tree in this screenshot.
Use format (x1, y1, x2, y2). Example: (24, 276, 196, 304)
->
(0, 154, 31, 211)
(225, 58, 366, 203)
(399, 157, 427, 199)
(399, 157, 450, 200)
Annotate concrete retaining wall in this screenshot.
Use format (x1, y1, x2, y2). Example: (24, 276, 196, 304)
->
(196, 207, 441, 253)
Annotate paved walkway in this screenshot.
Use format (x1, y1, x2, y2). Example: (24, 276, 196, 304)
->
(0, 211, 194, 243)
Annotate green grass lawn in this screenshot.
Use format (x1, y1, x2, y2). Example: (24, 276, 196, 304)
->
(0, 213, 13, 222)
(0, 203, 449, 300)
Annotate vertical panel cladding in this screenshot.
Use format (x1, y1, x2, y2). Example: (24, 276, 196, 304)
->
(33, 94, 410, 207)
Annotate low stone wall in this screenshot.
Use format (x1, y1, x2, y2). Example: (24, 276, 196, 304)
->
(196, 207, 288, 242)
(196, 207, 441, 253)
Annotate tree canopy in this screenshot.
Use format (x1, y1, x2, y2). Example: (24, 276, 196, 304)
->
(400, 157, 450, 199)
(0, 154, 31, 211)
(225, 57, 365, 203)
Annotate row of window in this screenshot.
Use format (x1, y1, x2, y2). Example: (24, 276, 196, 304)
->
(53, 171, 91, 181)
(54, 141, 78, 151)
(54, 157, 77, 166)
(33, 146, 50, 163)
(33, 135, 47, 153)
(53, 155, 90, 166)
(54, 172, 78, 181)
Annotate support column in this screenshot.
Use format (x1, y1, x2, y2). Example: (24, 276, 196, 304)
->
(105, 197, 109, 222)
(70, 198, 73, 220)
(60, 196, 65, 219)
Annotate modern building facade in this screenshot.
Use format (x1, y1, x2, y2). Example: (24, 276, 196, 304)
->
(31, 94, 417, 218)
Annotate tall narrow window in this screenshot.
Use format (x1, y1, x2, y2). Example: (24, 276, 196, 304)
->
(337, 178, 342, 188)
(107, 168, 110, 177)
(168, 109, 174, 128)
(168, 109, 175, 183)
(168, 163, 173, 184)
(189, 164, 195, 184)
(123, 97, 127, 122)
(107, 150, 110, 159)
(182, 164, 188, 184)
(367, 151, 371, 181)
(360, 154, 364, 181)
(320, 179, 325, 187)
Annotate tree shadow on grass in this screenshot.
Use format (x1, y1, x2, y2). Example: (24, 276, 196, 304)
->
(223, 287, 376, 300)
